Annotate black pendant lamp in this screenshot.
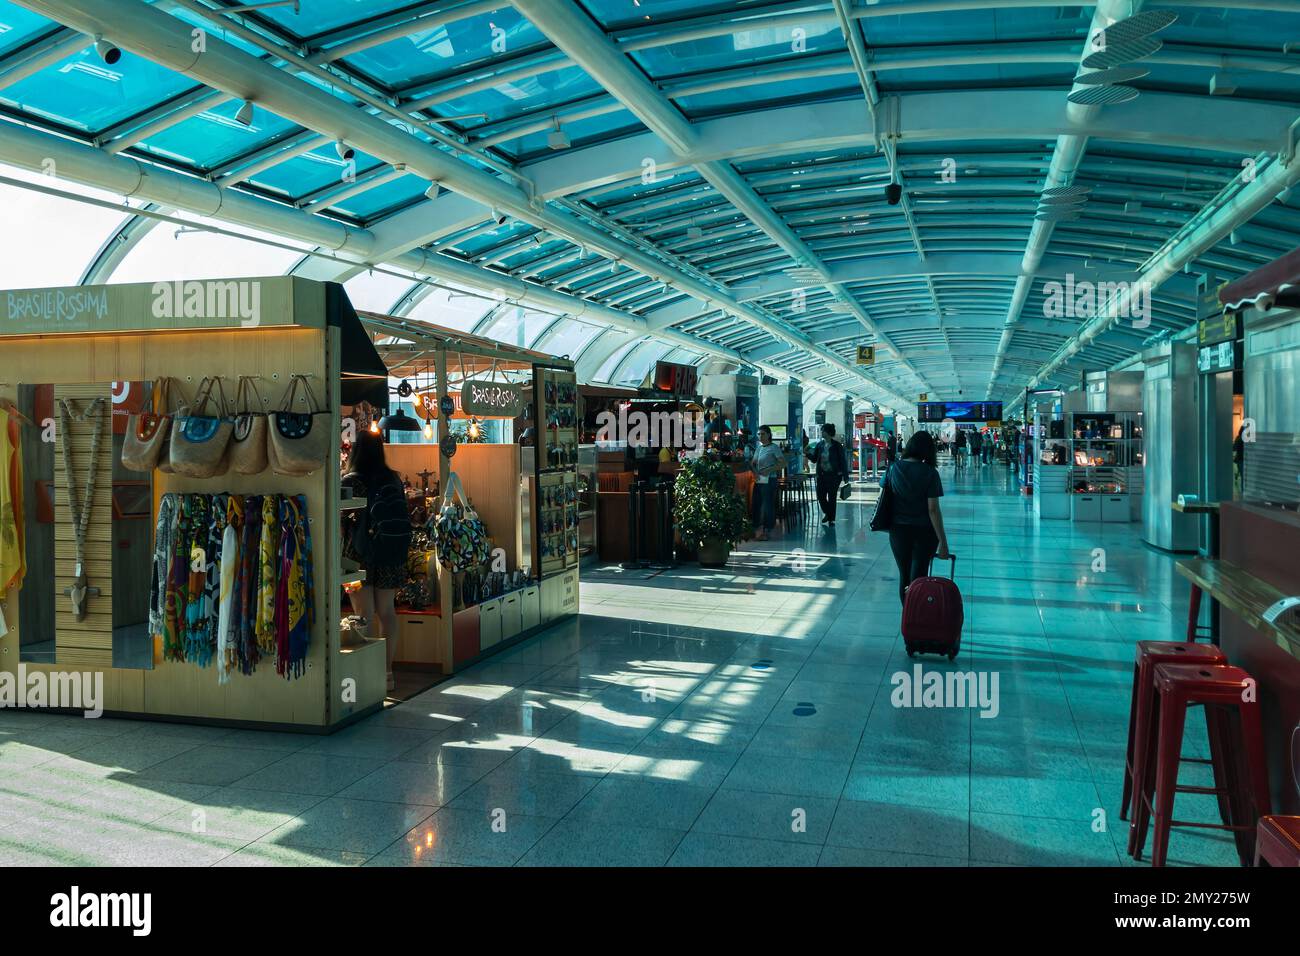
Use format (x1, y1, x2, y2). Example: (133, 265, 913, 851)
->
(379, 407, 422, 432)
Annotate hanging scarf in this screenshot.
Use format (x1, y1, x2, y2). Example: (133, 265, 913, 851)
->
(237, 496, 262, 675)
(216, 495, 242, 685)
(149, 494, 176, 637)
(164, 494, 194, 661)
(255, 494, 280, 655)
(275, 495, 314, 679)
(0, 410, 25, 597)
(184, 494, 213, 666)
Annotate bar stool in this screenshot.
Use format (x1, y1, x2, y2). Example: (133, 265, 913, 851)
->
(1254, 816, 1300, 866)
(1121, 640, 1226, 822)
(1130, 663, 1272, 867)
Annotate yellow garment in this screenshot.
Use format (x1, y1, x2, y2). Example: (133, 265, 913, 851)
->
(256, 495, 279, 653)
(0, 410, 25, 597)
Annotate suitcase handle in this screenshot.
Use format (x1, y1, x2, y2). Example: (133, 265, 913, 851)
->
(928, 553, 956, 579)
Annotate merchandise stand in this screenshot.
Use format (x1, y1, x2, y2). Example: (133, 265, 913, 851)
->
(358, 313, 580, 675)
(0, 278, 388, 731)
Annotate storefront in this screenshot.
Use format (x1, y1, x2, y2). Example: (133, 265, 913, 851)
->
(0, 278, 388, 730)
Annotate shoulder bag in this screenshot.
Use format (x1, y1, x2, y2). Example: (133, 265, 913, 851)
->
(267, 374, 330, 477)
(228, 376, 269, 476)
(433, 472, 491, 573)
(122, 377, 179, 472)
(170, 377, 234, 478)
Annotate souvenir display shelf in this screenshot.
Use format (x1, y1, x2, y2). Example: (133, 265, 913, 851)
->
(534, 365, 580, 577)
(0, 277, 389, 731)
(356, 315, 580, 673)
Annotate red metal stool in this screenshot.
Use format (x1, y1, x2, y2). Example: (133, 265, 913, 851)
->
(1254, 816, 1300, 867)
(1121, 641, 1226, 822)
(1131, 663, 1272, 867)
(1185, 585, 1213, 643)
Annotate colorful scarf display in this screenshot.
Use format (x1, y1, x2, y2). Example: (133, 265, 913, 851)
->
(151, 492, 314, 681)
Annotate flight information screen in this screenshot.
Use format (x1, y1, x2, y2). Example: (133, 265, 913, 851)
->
(918, 401, 1002, 422)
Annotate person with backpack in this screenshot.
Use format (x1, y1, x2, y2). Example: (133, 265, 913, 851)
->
(343, 430, 413, 693)
(805, 423, 849, 525)
(885, 431, 950, 604)
(969, 428, 983, 466)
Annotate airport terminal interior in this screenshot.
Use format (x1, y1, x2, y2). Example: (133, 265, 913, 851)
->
(0, 0, 1299, 870)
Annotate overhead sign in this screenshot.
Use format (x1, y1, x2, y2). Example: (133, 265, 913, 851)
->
(461, 379, 523, 417)
(651, 360, 699, 396)
(855, 345, 875, 366)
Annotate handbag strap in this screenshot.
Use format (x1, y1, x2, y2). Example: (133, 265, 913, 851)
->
(278, 374, 323, 414)
(189, 377, 216, 417)
(440, 472, 469, 512)
(236, 376, 265, 415)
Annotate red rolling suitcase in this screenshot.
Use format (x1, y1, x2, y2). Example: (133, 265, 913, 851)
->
(902, 554, 963, 661)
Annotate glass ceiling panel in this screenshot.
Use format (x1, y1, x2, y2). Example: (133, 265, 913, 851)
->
(592, 335, 641, 383)
(405, 286, 496, 331)
(432, 62, 603, 126)
(333, 171, 430, 221)
(0, 2, 55, 57)
(536, 319, 602, 361)
(614, 340, 672, 386)
(246, 144, 383, 202)
(0, 46, 195, 134)
(256, 0, 426, 40)
(344, 270, 415, 314)
(629, 22, 844, 79)
(0, 165, 130, 288)
(478, 305, 557, 348)
(494, 112, 641, 162)
(108, 218, 306, 284)
(675, 76, 858, 119)
(580, 0, 742, 30)
(345, 9, 546, 90)
(134, 99, 300, 171)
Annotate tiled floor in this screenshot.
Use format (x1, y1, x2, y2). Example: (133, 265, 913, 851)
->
(0, 462, 1241, 866)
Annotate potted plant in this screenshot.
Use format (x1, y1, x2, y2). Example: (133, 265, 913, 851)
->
(673, 456, 752, 567)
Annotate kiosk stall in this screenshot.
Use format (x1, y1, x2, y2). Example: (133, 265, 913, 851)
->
(356, 312, 580, 677)
(0, 278, 388, 730)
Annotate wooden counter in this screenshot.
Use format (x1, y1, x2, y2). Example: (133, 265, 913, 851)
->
(1217, 502, 1300, 815)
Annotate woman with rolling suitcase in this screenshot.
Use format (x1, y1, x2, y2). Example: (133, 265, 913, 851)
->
(884, 431, 950, 604)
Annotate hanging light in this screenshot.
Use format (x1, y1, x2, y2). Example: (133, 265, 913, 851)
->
(467, 417, 482, 441)
(368, 418, 380, 434)
(423, 419, 434, 440)
(379, 407, 422, 432)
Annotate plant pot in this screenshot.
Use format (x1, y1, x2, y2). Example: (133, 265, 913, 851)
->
(698, 537, 730, 568)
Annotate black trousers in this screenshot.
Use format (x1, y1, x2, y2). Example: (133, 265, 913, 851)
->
(889, 523, 939, 604)
(815, 472, 841, 521)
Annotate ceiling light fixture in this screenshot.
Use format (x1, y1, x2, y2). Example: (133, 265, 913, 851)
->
(424, 182, 440, 200)
(547, 117, 570, 151)
(235, 99, 254, 127)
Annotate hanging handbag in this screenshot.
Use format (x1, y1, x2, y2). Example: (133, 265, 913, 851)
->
(122, 378, 179, 472)
(869, 464, 895, 533)
(267, 374, 330, 477)
(228, 376, 269, 476)
(433, 472, 491, 572)
(170, 377, 235, 478)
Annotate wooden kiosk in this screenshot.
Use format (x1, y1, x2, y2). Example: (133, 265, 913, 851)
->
(356, 311, 581, 675)
(0, 278, 389, 730)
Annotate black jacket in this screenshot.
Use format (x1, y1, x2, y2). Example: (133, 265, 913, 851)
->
(807, 438, 849, 479)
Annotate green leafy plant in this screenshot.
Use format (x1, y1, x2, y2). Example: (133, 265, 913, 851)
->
(673, 456, 751, 549)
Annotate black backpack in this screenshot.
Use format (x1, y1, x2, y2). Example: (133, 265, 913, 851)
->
(352, 478, 412, 565)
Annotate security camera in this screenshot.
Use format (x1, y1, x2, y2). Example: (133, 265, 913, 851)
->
(885, 182, 902, 205)
(93, 36, 121, 65)
(490, 208, 507, 226)
(334, 139, 354, 161)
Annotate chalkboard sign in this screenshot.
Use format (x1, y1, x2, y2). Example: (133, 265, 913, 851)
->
(461, 379, 523, 417)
